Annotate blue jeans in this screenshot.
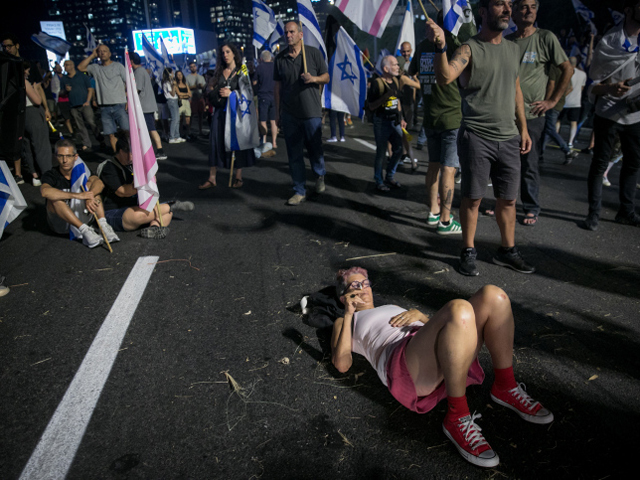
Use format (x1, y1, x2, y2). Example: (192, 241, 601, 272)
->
(329, 110, 345, 138)
(281, 111, 326, 195)
(542, 109, 570, 155)
(372, 115, 402, 185)
(100, 104, 129, 135)
(167, 98, 180, 140)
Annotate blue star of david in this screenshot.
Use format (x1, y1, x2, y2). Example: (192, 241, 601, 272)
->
(337, 54, 357, 84)
(239, 93, 251, 118)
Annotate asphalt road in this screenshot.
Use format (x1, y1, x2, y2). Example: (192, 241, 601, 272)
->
(1, 120, 639, 479)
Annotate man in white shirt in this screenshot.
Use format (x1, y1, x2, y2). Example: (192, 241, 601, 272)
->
(559, 57, 587, 149)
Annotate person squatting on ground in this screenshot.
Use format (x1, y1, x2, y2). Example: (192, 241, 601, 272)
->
(40, 139, 119, 248)
(78, 44, 129, 153)
(367, 56, 415, 192)
(409, 11, 475, 236)
(129, 53, 167, 160)
(426, 0, 535, 277)
(506, 0, 574, 227)
(274, 21, 329, 206)
(99, 132, 194, 239)
(199, 43, 257, 190)
(331, 267, 553, 468)
(582, 0, 640, 230)
(254, 50, 279, 148)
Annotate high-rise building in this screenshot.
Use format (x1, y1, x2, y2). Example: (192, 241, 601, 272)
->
(45, 0, 148, 63)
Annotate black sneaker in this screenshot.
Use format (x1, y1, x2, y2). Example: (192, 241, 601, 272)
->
(580, 213, 599, 231)
(563, 151, 578, 165)
(459, 248, 480, 276)
(493, 247, 535, 274)
(614, 212, 640, 227)
(14, 174, 24, 185)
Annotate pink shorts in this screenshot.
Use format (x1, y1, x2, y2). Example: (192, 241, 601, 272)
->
(385, 327, 485, 414)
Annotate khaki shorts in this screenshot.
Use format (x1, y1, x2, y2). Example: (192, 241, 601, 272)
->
(179, 99, 191, 117)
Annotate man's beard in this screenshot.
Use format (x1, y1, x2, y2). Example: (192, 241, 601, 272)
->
(488, 15, 510, 32)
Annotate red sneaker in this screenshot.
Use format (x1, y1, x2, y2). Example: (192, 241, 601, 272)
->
(491, 382, 554, 424)
(442, 412, 499, 468)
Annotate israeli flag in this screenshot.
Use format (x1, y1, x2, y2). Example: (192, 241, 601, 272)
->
(443, 0, 475, 36)
(0, 161, 27, 241)
(68, 158, 92, 241)
(571, 0, 597, 35)
(253, 0, 278, 50)
(269, 20, 285, 53)
(160, 37, 178, 70)
(375, 48, 391, 76)
(323, 27, 366, 118)
(395, 1, 415, 56)
(31, 32, 73, 58)
(297, 0, 328, 63)
(225, 65, 260, 152)
(84, 24, 97, 56)
(141, 33, 164, 82)
(609, 9, 624, 26)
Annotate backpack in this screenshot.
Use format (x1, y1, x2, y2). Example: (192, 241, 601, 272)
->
(96, 157, 127, 179)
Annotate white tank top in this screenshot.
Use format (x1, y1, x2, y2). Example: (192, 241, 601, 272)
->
(352, 305, 422, 386)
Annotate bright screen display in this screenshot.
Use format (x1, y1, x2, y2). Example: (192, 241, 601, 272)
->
(132, 28, 196, 56)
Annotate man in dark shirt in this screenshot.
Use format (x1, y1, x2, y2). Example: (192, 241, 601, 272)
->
(274, 21, 330, 206)
(367, 56, 408, 192)
(254, 50, 277, 148)
(61, 60, 98, 152)
(100, 133, 194, 239)
(40, 139, 118, 248)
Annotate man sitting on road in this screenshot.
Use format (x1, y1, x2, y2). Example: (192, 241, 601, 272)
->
(99, 132, 194, 239)
(40, 139, 119, 248)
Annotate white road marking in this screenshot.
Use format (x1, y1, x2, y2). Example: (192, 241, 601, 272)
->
(353, 138, 376, 151)
(19, 256, 159, 480)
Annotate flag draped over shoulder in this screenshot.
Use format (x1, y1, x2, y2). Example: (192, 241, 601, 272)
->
(323, 25, 366, 118)
(334, 0, 399, 39)
(395, 1, 415, 56)
(253, 0, 278, 49)
(68, 158, 92, 241)
(0, 161, 27, 241)
(443, 0, 476, 36)
(571, 0, 597, 35)
(125, 51, 159, 212)
(297, 0, 328, 62)
(84, 24, 97, 56)
(225, 65, 260, 152)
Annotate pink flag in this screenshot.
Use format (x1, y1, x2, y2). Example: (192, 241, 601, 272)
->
(125, 51, 159, 213)
(335, 0, 399, 38)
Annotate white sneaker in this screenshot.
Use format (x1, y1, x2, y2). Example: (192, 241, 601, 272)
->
(326, 137, 338, 143)
(339, 137, 346, 142)
(177, 137, 187, 143)
(80, 225, 104, 248)
(32, 178, 42, 187)
(602, 177, 611, 187)
(99, 219, 120, 243)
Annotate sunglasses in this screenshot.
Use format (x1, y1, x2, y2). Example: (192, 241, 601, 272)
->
(342, 279, 371, 295)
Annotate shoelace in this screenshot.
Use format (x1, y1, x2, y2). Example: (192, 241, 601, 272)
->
(458, 412, 488, 449)
(508, 382, 540, 412)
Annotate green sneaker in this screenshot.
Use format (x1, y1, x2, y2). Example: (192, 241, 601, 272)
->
(427, 212, 440, 226)
(437, 219, 462, 235)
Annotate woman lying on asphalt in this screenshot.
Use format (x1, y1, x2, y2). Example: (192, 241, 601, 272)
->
(330, 267, 553, 468)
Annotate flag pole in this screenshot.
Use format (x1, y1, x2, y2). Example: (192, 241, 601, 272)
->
(81, 184, 112, 253)
(299, 22, 308, 74)
(359, 51, 375, 69)
(417, 0, 430, 20)
(428, 0, 440, 13)
(155, 201, 164, 227)
(228, 152, 236, 187)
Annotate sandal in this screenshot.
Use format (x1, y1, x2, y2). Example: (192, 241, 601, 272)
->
(384, 179, 402, 188)
(198, 180, 216, 189)
(232, 178, 244, 189)
(376, 183, 390, 192)
(521, 214, 538, 226)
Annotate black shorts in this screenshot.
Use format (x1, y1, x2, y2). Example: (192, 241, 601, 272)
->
(457, 126, 521, 200)
(258, 96, 276, 122)
(560, 107, 580, 122)
(58, 101, 72, 120)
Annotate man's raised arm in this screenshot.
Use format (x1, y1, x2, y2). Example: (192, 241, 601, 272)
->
(77, 47, 97, 73)
(424, 19, 470, 85)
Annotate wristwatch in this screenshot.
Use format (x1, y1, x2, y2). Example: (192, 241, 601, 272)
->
(434, 43, 447, 54)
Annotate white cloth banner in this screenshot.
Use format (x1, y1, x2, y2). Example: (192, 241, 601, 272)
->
(334, 0, 399, 39)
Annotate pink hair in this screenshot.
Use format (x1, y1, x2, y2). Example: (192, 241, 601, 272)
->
(336, 266, 369, 295)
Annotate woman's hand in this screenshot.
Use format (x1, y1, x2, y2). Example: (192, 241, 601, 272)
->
(389, 308, 428, 327)
(219, 87, 231, 98)
(343, 293, 365, 316)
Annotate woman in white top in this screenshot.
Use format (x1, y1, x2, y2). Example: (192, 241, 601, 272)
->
(330, 266, 553, 469)
(162, 67, 184, 143)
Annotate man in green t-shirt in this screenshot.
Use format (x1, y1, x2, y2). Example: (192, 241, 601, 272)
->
(426, 0, 534, 278)
(506, 0, 573, 226)
(409, 14, 475, 236)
